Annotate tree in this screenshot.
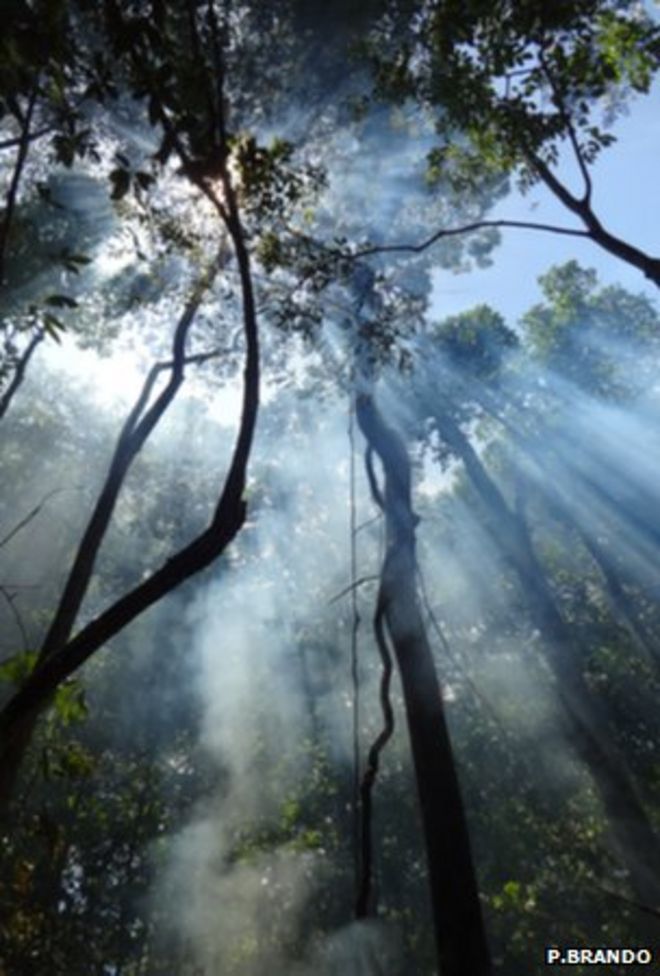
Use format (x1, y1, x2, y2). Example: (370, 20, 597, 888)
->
(0, 0, 266, 808)
(3, 5, 660, 973)
(523, 259, 660, 397)
(357, 0, 660, 285)
(355, 390, 492, 975)
(406, 273, 660, 903)
(0, 0, 116, 417)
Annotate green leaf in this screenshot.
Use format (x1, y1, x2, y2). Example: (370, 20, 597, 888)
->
(43, 313, 66, 342)
(0, 650, 38, 685)
(53, 680, 88, 727)
(59, 742, 95, 778)
(109, 167, 131, 201)
(135, 170, 155, 191)
(503, 880, 521, 901)
(45, 294, 78, 308)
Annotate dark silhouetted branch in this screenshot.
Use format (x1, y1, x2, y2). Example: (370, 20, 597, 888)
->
(539, 51, 592, 205)
(0, 487, 72, 551)
(0, 329, 45, 422)
(34, 258, 222, 668)
(0, 208, 260, 807)
(328, 574, 380, 606)
(0, 88, 38, 285)
(355, 581, 395, 919)
(350, 218, 590, 260)
(0, 587, 29, 653)
(530, 152, 660, 286)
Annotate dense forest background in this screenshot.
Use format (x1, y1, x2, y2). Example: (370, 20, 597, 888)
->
(1, 2, 660, 974)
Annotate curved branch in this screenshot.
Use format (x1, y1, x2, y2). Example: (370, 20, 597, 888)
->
(35, 257, 222, 666)
(529, 152, 660, 286)
(327, 574, 379, 606)
(0, 204, 260, 799)
(538, 51, 592, 205)
(0, 486, 75, 551)
(355, 582, 395, 919)
(0, 259, 259, 749)
(350, 217, 590, 260)
(0, 329, 45, 422)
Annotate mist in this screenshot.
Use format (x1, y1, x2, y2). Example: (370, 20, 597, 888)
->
(2, 3, 660, 975)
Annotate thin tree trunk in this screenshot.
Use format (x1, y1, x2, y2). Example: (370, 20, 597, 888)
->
(0, 199, 260, 813)
(0, 88, 38, 286)
(0, 263, 220, 809)
(356, 392, 492, 976)
(0, 328, 44, 421)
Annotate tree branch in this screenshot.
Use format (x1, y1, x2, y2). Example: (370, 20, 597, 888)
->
(0, 224, 260, 758)
(349, 218, 590, 260)
(0, 486, 75, 551)
(0, 87, 39, 286)
(538, 51, 592, 205)
(530, 151, 660, 286)
(0, 124, 53, 153)
(35, 257, 222, 666)
(0, 75, 261, 791)
(0, 587, 29, 653)
(0, 329, 45, 422)
(328, 574, 380, 606)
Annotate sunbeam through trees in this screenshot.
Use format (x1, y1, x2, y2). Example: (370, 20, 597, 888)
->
(1, 2, 660, 974)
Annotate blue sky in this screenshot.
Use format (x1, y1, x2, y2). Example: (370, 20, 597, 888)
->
(433, 81, 660, 325)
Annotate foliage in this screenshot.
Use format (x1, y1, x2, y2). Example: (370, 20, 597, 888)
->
(363, 0, 660, 193)
(2, 3, 660, 974)
(523, 259, 660, 397)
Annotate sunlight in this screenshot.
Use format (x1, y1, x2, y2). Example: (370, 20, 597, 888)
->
(43, 337, 147, 408)
(44, 334, 247, 430)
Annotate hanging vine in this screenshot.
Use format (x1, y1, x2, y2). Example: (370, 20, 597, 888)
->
(354, 418, 397, 920)
(348, 395, 362, 897)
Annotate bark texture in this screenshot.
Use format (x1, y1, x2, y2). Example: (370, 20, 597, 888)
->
(356, 392, 492, 976)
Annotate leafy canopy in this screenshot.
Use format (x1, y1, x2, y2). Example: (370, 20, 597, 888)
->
(363, 0, 660, 193)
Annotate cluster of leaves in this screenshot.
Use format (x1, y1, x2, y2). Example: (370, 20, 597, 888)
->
(0, 0, 122, 170)
(230, 134, 327, 223)
(3, 257, 660, 971)
(361, 0, 660, 192)
(523, 259, 660, 398)
(1, 1, 660, 972)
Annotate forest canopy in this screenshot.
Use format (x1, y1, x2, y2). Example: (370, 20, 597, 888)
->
(1, 2, 660, 975)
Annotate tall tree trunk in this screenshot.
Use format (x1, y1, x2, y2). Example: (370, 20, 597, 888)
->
(0, 264, 220, 811)
(356, 392, 492, 976)
(433, 404, 660, 904)
(0, 200, 260, 815)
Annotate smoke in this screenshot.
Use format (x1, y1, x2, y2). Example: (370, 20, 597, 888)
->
(146, 250, 660, 968)
(3, 9, 660, 969)
(151, 387, 410, 975)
